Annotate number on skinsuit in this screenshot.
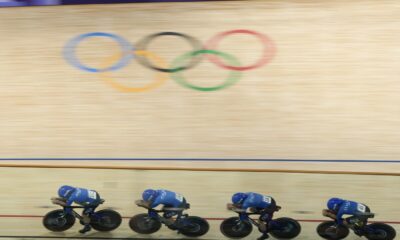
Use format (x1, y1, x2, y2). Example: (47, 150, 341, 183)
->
(357, 203, 366, 212)
(175, 193, 183, 202)
(263, 195, 272, 204)
(88, 190, 97, 200)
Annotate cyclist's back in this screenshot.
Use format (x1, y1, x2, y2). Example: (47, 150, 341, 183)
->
(66, 187, 100, 206)
(242, 192, 275, 210)
(151, 189, 186, 209)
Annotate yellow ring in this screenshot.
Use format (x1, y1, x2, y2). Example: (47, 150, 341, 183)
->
(99, 50, 168, 93)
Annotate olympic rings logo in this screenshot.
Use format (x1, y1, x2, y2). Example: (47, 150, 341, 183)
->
(63, 29, 275, 92)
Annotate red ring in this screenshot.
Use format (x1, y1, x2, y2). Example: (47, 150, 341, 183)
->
(205, 29, 275, 71)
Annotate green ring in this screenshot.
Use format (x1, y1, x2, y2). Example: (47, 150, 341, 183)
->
(170, 49, 242, 91)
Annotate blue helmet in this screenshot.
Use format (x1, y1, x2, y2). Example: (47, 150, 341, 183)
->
(327, 198, 344, 211)
(58, 185, 75, 198)
(232, 192, 247, 205)
(142, 189, 158, 202)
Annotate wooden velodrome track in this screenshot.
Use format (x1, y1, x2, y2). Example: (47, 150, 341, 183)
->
(1, 0, 400, 239)
(0, 167, 399, 240)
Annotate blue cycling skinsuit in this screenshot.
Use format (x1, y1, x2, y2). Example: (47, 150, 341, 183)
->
(60, 186, 101, 233)
(64, 188, 101, 215)
(328, 198, 371, 226)
(233, 192, 277, 240)
(149, 189, 187, 219)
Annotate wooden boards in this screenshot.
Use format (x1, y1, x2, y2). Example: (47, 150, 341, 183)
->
(1, 1, 400, 172)
(0, 167, 399, 239)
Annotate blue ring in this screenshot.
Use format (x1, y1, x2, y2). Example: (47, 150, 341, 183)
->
(63, 32, 134, 73)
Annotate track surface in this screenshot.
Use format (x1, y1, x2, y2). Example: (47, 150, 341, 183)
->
(0, 167, 398, 239)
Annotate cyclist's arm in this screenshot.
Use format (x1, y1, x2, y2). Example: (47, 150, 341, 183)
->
(64, 196, 75, 214)
(238, 199, 252, 213)
(150, 196, 161, 209)
(242, 199, 251, 209)
(336, 207, 345, 225)
(235, 201, 250, 220)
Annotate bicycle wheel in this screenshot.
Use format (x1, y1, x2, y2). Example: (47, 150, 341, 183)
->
(316, 221, 349, 240)
(366, 223, 396, 240)
(179, 216, 209, 237)
(90, 209, 122, 231)
(220, 217, 253, 239)
(270, 217, 301, 239)
(129, 213, 162, 234)
(43, 209, 75, 232)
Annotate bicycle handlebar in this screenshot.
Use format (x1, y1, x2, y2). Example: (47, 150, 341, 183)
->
(51, 197, 102, 209)
(135, 200, 188, 212)
(135, 200, 151, 209)
(322, 209, 337, 219)
(135, 200, 164, 212)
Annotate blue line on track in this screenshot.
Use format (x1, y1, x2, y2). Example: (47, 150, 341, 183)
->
(0, 158, 399, 163)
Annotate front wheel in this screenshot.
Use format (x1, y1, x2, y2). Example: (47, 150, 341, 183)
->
(220, 217, 253, 239)
(43, 209, 76, 232)
(179, 216, 209, 237)
(129, 213, 162, 234)
(316, 221, 349, 240)
(270, 217, 301, 239)
(365, 223, 396, 240)
(90, 209, 122, 232)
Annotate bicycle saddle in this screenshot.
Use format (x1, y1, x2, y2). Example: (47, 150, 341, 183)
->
(99, 199, 105, 204)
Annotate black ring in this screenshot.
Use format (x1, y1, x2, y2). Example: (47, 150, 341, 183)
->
(135, 32, 203, 73)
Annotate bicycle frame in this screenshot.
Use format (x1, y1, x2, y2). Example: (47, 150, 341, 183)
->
(322, 209, 377, 236)
(239, 212, 283, 230)
(62, 206, 85, 221)
(148, 208, 190, 226)
(238, 212, 261, 225)
(135, 200, 188, 227)
(227, 203, 283, 232)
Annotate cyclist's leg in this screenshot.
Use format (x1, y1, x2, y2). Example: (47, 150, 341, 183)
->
(172, 198, 187, 228)
(82, 194, 101, 219)
(257, 214, 270, 240)
(257, 200, 277, 240)
(80, 195, 101, 234)
(176, 198, 187, 219)
(80, 204, 101, 233)
(354, 206, 371, 236)
(361, 206, 371, 226)
(162, 207, 177, 227)
(79, 206, 94, 234)
(260, 200, 276, 227)
(344, 215, 365, 236)
(258, 211, 273, 239)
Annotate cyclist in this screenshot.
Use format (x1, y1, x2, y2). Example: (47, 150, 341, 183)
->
(54, 185, 102, 234)
(141, 189, 188, 228)
(232, 192, 278, 240)
(325, 197, 371, 236)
